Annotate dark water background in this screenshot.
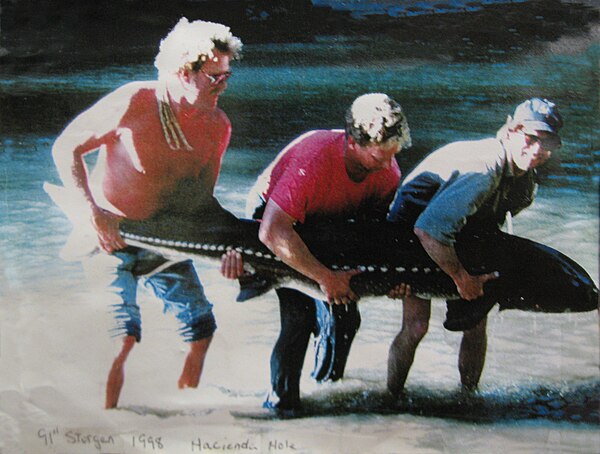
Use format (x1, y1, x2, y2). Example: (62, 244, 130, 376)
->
(2, 34, 597, 191)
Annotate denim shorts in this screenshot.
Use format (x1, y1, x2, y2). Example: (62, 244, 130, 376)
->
(83, 246, 216, 342)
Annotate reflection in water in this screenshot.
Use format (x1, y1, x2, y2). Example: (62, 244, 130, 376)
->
(297, 379, 600, 424)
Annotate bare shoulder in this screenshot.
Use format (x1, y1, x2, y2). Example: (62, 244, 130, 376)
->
(58, 81, 157, 141)
(211, 107, 231, 128)
(101, 81, 157, 107)
(200, 107, 231, 140)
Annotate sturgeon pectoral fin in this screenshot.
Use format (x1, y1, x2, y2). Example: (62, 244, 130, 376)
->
(443, 298, 497, 332)
(236, 273, 277, 302)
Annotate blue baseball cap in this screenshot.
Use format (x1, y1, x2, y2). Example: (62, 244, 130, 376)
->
(512, 98, 563, 134)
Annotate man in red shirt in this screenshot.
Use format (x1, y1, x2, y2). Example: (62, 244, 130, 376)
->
(51, 18, 242, 408)
(222, 93, 412, 416)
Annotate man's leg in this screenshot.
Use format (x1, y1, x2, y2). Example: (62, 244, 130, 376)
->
(143, 258, 217, 390)
(106, 335, 136, 408)
(176, 332, 213, 389)
(312, 299, 334, 382)
(312, 300, 361, 382)
(458, 317, 487, 391)
(82, 247, 143, 409)
(179, 336, 213, 389)
(265, 288, 315, 412)
(387, 295, 431, 398)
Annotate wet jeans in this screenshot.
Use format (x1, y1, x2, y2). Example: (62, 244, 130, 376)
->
(83, 246, 216, 342)
(264, 288, 361, 411)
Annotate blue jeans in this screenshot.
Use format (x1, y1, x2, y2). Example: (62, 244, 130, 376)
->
(264, 288, 361, 411)
(247, 198, 361, 411)
(84, 246, 216, 342)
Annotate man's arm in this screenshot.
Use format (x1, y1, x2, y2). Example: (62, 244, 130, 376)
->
(52, 86, 133, 252)
(414, 227, 497, 301)
(259, 200, 360, 305)
(409, 166, 503, 299)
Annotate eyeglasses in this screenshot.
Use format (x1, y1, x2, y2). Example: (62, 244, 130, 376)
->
(200, 69, 233, 85)
(520, 131, 562, 152)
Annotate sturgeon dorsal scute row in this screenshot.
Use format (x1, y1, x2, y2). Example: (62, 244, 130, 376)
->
(121, 231, 445, 275)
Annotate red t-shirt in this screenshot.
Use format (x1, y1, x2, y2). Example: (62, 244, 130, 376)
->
(254, 130, 400, 223)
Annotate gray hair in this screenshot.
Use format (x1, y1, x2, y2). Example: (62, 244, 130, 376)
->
(154, 17, 242, 80)
(345, 93, 411, 149)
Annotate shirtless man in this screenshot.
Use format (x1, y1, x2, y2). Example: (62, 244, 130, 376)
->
(51, 18, 242, 408)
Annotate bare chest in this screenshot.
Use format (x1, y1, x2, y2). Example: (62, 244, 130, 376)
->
(111, 109, 222, 178)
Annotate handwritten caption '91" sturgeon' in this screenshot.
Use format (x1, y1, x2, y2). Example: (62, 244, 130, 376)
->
(36, 427, 299, 453)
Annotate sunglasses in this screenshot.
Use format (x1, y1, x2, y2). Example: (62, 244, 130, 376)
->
(200, 69, 233, 85)
(520, 131, 562, 152)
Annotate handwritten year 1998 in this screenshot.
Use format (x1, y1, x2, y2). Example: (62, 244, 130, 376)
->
(131, 433, 164, 450)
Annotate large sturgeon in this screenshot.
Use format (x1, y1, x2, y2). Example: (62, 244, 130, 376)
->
(45, 183, 597, 329)
(115, 195, 598, 328)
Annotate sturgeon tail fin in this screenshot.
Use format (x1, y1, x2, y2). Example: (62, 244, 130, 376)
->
(43, 182, 88, 224)
(43, 182, 99, 261)
(236, 273, 277, 302)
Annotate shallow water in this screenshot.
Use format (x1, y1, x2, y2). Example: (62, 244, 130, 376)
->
(1, 32, 599, 454)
